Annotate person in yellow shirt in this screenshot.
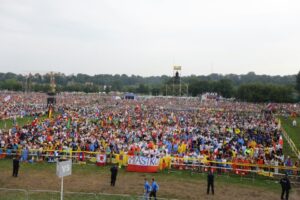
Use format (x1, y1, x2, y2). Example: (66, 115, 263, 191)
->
(202, 155, 208, 164)
(232, 150, 237, 158)
(178, 143, 183, 154)
(123, 153, 128, 166)
(249, 148, 254, 158)
(182, 142, 187, 153)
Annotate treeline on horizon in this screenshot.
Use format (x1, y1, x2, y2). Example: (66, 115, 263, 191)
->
(0, 71, 299, 103)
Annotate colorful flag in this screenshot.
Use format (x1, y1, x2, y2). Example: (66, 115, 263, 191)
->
(4, 95, 11, 102)
(48, 107, 53, 118)
(279, 135, 283, 147)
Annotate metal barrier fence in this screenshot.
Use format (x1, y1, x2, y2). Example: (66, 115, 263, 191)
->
(282, 128, 300, 159)
(0, 188, 178, 200)
(169, 162, 300, 183)
(277, 118, 300, 159)
(1, 148, 300, 176)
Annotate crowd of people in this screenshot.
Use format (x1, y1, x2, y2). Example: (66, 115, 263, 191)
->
(0, 91, 299, 174)
(0, 92, 46, 119)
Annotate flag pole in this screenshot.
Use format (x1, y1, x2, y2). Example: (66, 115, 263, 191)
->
(61, 176, 64, 200)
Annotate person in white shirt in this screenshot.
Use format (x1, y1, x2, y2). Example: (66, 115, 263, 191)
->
(0, 140, 5, 148)
(292, 119, 297, 127)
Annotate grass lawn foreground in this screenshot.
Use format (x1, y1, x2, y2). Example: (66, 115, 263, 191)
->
(0, 159, 296, 200)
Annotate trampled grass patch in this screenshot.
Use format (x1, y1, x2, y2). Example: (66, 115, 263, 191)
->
(0, 159, 287, 200)
(0, 116, 33, 130)
(0, 114, 54, 130)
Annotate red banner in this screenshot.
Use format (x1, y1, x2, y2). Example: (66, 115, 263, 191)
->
(127, 156, 159, 173)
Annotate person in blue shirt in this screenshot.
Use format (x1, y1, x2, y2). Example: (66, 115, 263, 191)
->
(149, 178, 159, 200)
(143, 178, 150, 200)
(89, 143, 95, 152)
(21, 148, 28, 162)
(173, 143, 178, 154)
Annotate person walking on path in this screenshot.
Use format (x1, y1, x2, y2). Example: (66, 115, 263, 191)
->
(280, 173, 291, 200)
(110, 164, 118, 186)
(207, 168, 214, 195)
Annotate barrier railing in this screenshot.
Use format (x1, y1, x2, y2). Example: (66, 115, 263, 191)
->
(1, 148, 299, 177)
(281, 128, 300, 159)
(169, 157, 300, 180)
(277, 118, 300, 159)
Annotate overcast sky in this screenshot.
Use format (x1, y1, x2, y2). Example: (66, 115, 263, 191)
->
(0, 0, 299, 76)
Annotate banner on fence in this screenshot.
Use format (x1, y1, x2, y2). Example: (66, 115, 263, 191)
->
(127, 156, 159, 173)
(96, 154, 106, 166)
(257, 170, 274, 177)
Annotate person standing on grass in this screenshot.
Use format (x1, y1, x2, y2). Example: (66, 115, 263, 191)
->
(292, 119, 296, 127)
(207, 168, 214, 195)
(143, 178, 150, 200)
(280, 173, 291, 200)
(110, 164, 118, 186)
(12, 156, 20, 177)
(149, 178, 159, 200)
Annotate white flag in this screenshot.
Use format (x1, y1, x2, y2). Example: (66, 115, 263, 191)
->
(4, 95, 11, 102)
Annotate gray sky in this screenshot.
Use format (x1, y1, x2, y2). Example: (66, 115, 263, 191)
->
(0, 0, 299, 76)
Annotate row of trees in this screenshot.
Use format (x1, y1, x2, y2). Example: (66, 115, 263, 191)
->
(0, 71, 296, 87)
(236, 84, 296, 103)
(188, 79, 297, 102)
(0, 71, 299, 103)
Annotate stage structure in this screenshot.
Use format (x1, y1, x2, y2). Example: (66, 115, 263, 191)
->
(25, 73, 33, 93)
(21, 72, 33, 93)
(173, 65, 181, 96)
(164, 66, 188, 96)
(47, 72, 56, 117)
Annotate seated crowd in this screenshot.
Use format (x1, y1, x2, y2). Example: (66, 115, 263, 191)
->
(0, 92, 299, 174)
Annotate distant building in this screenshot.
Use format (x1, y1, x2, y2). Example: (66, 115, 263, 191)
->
(84, 82, 94, 86)
(124, 93, 137, 100)
(200, 92, 219, 102)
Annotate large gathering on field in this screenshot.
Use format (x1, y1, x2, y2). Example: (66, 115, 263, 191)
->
(0, 92, 300, 199)
(1, 1, 300, 199)
(0, 92, 299, 171)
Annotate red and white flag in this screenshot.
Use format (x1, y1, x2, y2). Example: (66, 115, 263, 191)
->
(127, 156, 159, 173)
(96, 154, 106, 166)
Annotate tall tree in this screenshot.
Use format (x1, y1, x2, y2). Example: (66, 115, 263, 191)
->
(214, 79, 233, 98)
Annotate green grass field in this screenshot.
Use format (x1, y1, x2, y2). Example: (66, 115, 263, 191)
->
(280, 116, 300, 161)
(0, 114, 53, 130)
(0, 116, 34, 130)
(0, 159, 281, 190)
(280, 117, 300, 150)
